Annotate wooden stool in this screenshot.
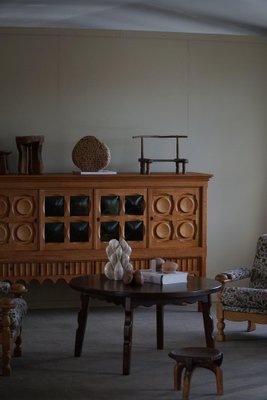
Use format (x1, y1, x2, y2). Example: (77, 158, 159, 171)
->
(16, 135, 44, 174)
(0, 151, 11, 174)
(168, 347, 223, 400)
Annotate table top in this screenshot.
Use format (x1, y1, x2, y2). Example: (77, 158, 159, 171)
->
(69, 274, 221, 301)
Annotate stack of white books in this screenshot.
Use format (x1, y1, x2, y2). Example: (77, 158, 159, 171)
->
(140, 269, 188, 285)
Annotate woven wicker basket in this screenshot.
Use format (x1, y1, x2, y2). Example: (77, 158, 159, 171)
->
(72, 136, 111, 171)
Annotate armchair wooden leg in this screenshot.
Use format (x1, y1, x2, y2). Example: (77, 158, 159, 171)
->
(216, 299, 225, 342)
(2, 309, 12, 376)
(2, 345, 12, 376)
(14, 329, 22, 357)
(247, 321, 256, 332)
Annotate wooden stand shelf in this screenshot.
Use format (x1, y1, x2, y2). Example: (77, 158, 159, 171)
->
(0, 172, 212, 283)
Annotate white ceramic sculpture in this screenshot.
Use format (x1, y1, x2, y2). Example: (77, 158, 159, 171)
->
(104, 239, 133, 280)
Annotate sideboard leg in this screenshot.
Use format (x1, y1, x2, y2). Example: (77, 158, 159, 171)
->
(74, 293, 90, 357)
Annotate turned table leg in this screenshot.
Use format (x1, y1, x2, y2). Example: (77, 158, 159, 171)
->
(123, 297, 134, 375)
(156, 304, 164, 349)
(201, 295, 215, 348)
(74, 293, 90, 357)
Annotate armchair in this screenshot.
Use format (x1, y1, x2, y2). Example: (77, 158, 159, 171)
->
(0, 281, 27, 376)
(215, 234, 267, 341)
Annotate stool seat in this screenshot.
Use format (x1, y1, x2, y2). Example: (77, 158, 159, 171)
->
(168, 347, 223, 400)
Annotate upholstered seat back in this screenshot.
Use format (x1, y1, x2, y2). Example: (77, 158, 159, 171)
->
(250, 234, 267, 289)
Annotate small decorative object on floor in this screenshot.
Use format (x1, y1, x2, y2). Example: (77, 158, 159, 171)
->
(72, 136, 111, 172)
(132, 135, 188, 174)
(104, 239, 133, 280)
(168, 347, 223, 400)
(0, 151, 12, 174)
(16, 135, 44, 174)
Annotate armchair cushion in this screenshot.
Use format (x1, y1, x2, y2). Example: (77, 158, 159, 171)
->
(221, 286, 267, 314)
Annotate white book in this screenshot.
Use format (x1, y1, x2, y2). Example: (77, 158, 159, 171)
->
(141, 269, 188, 285)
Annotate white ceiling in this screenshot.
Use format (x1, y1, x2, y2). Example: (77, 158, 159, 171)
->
(0, 0, 267, 36)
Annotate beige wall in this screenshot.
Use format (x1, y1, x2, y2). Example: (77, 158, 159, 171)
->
(0, 28, 266, 307)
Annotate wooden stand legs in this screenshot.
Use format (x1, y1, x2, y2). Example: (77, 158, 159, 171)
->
(16, 135, 44, 174)
(0, 151, 11, 175)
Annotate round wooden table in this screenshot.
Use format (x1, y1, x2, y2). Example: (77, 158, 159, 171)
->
(69, 274, 221, 375)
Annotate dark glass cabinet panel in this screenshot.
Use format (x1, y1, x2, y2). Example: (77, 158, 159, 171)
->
(70, 222, 89, 242)
(101, 196, 120, 215)
(125, 221, 144, 241)
(45, 196, 64, 217)
(125, 195, 144, 215)
(45, 222, 64, 243)
(44, 193, 91, 245)
(100, 221, 119, 241)
(70, 196, 89, 216)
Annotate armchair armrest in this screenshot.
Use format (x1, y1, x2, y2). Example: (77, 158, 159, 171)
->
(9, 283, 28, 296)
(0, 282, 27, 296)
(0, 281, 11, 294)
(215, 267, 251, 284)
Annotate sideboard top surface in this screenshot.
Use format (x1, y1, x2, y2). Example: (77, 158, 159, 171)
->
(0, 172, 213, 189)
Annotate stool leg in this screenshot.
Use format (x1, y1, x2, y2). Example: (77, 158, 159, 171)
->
(183, 369, 193, 400)
(174, 362, 184, 390)
(205, 362, 224, 396)
(215, 366, 223, 395)
(17, 143, 29, 174)
(247, 321, 256, 332)
(182, 359, 194, 400)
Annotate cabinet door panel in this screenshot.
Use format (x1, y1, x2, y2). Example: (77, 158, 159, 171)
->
(148, 188, 201, 248)
(95, 189, 147, 249)
(40, 190, 93, 250)
(0, 190, 38, 250)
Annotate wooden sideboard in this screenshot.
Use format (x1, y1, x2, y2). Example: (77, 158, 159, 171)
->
(0, 172, 212, 283)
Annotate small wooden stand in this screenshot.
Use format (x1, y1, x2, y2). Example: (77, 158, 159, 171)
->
(16, 135, 44, 174)
(0, 151, 11, 174)
(169, 347, 223, 400)
(133, 135, 188, 174)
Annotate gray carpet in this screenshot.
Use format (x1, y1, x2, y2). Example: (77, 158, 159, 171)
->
(1, 304, 267, 400)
